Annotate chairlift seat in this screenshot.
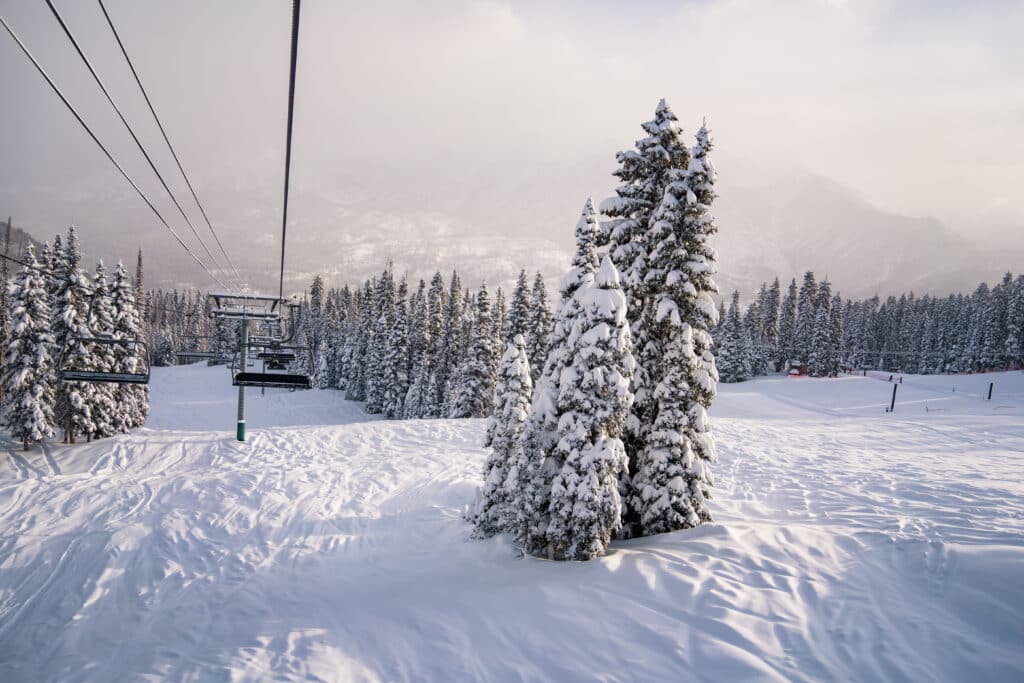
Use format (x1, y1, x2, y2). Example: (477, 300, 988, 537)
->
(61, 370, 150, 384)
(256, 350, 296, 362)
(59, 336, 150, 385)
(233, 372, 312, 389)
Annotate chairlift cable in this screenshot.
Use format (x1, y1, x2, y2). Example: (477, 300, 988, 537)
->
(0, 13, 228, 289)
(42, 0, 240, 290)
(95, 0, 247, 289)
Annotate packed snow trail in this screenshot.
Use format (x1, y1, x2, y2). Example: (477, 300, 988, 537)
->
(1, 366, 1023, 681)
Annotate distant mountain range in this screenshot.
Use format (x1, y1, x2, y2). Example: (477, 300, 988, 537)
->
(2, 160, 1020, 300)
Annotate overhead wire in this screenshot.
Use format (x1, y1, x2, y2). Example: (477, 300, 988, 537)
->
(277, 0, 302, 301)
(0, 13, 229, 290)
(95, 0, 247, 290)
(41, 0, 242, 290)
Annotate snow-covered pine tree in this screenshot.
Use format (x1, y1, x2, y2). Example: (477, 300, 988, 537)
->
(778, 278, 798, 369)
(110, 260, 148, 430)
(745, 290, 770, 376)
(52, 227, 94, 443)
(525, 271, 552, 384)
(87, 262, 119, 439)
(473, 333, 533, 538)
(492, 286, 506, 353)
(808, 288, 833, 377)
(545, 256, 634, 561)
(430, 271, 463, 416)
(517, 198, 601, 554)
(3, 245, 56, 450)
(382, 277, 410, 419)
(306, 275, 328, 388)
(829, 291, 844, 375)
(364, 268, 395, 414)
(600, 104, 693, 521)
(1005, 275, 1024, 368)
(795, 271, 818, 364)
(450, 284, 497, 418)
(506, 270, 531, 344)
(626, 121, 721, 536)
(763, 277, 781, 366)
(716, 291, 750, 382)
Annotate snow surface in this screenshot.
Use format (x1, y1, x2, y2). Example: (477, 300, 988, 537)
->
(2, 364, 1023, 681)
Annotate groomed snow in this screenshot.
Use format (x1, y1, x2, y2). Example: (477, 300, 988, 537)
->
(1, 364, 1022, 681)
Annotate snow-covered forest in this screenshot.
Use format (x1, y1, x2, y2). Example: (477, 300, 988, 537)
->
(1, 225, 149, 449)
(715, 271, 1024, 382)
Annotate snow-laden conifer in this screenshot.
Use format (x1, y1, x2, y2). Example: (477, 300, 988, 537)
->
(3, 245, 56, 450)
(52, 228, 94, 443)
(517, 199, 600, 553)
(525, 271, 552, 383)
(473, 334, 533, 538)
(450, 284, 497, 419)
(717, 291, 750, 382)
(506, 270, 531, 344)
(87, 262, 119, 438)
(110, 261, 149, 430)
(545, 256, 634, 560)
(382, 277, 411, 419)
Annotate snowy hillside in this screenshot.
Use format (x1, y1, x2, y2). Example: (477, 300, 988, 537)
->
(1, 365, 1023, 681)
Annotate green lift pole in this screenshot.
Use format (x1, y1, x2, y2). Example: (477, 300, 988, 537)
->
(237, 317, 248, 441)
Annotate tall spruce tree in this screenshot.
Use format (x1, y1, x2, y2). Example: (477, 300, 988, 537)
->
(473, 334, 533, 538)
(518, 199, 601, 553)
(545, 256, 634, 560)
(450, 284, 497, 418)
(110, 261, 149, 430)
(3, 245, 56, 450)
(506, 270, 531, 344)
(88, 262, 119, 438)
(525, 271, 552, 384)
(53, 227, 94, 443)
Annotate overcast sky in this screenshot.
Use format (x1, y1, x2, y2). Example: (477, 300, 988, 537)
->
(1, 0, 1021, 288)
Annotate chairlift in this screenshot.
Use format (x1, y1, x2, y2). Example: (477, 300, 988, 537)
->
(231, 349, 311, 389)
(175, 350, 216, 364)
(60, 337, 150, 384)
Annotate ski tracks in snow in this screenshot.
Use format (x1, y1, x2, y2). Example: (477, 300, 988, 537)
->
(1, 366, 1023, 681)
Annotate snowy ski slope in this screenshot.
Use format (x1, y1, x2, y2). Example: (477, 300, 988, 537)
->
(1, 364, 1022, 681)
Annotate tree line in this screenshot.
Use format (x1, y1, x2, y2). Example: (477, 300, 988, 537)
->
(715, 270, 1024, 382)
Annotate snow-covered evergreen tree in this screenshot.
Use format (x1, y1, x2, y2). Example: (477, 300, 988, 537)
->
(450, 284, 497, 419)
(3, 245, 56, 450)
(1006, 275, 1024, 368)
(778, 278, 798, 368)
(525, 271, 552, 384)
(518, 200, 601, 553)
(110, 261, 149, 430)
(545, 256, 634, 560)
(87, 262, 119, 438)
(52, 227, 94, 443)
(717, 291, 751, 382)
(506, 270, 531, 344)
(632, 322, 711, 533)
(382, 277, 410, 419)
(473, 334, 533, 538)
(795, 271, 818, 363)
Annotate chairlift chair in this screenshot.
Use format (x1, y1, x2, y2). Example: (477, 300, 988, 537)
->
(60, 337, 151, 384)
